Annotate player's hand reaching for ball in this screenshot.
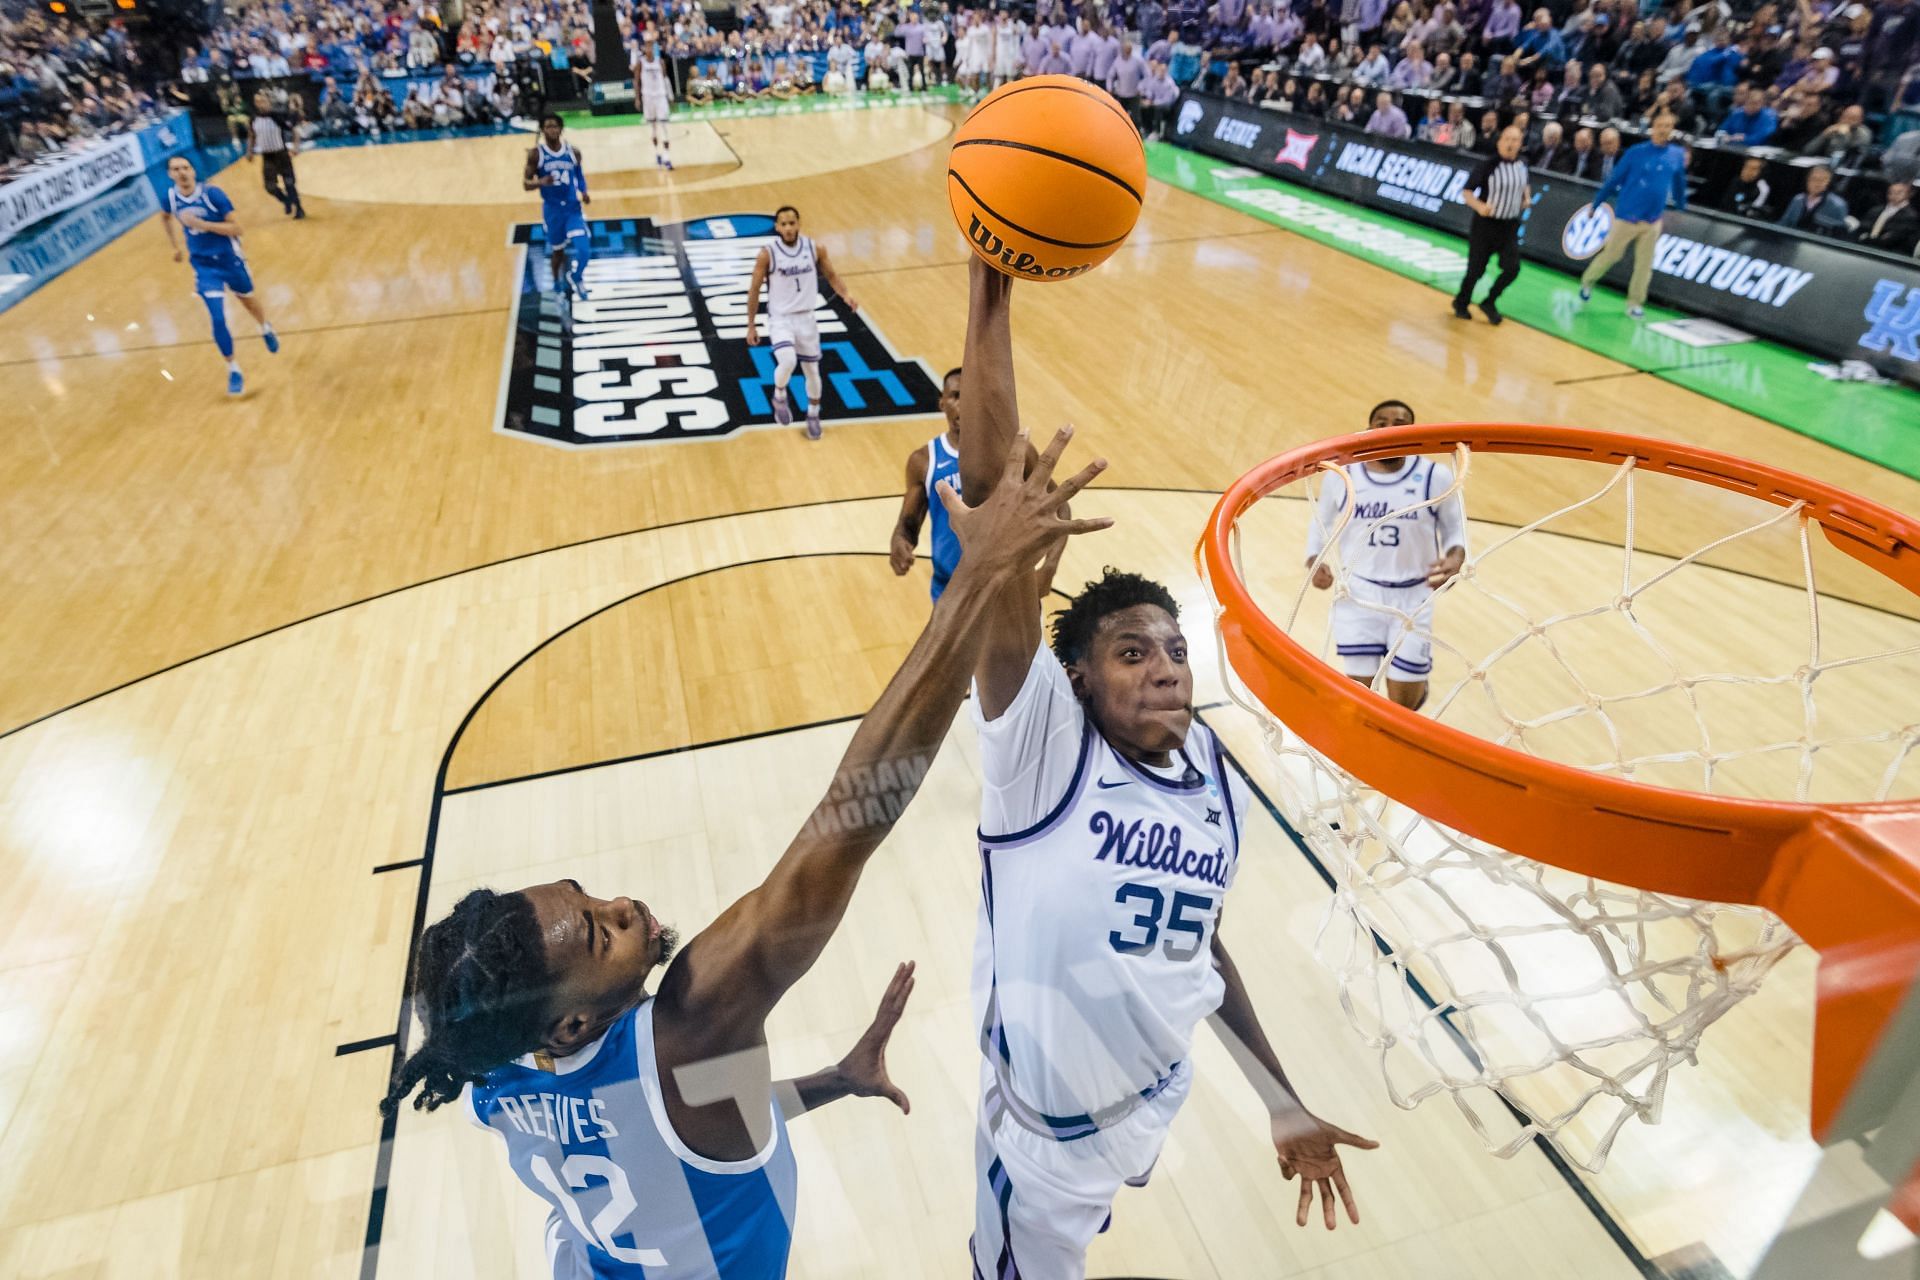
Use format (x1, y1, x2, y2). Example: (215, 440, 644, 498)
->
(1272, 1108, 1379, 1230)
(934, 425, 1111, 583)
(834, 961, 917, 1114)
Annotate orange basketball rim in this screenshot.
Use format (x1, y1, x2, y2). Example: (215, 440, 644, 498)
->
(1199, 423, 1920, 1222)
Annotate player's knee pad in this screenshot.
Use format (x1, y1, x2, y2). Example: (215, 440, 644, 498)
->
(201, 293, 235, 358)
(773, 345, 797, 386)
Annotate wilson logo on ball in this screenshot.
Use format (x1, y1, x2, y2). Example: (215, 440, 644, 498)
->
(966, 216, 1094, 279)
(947, 75, 1146, 282)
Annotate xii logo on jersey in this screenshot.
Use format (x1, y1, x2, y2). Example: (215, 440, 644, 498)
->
(499, 213, 942, 446)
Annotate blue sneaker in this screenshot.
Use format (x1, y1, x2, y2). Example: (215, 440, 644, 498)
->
(262, 327, 280, 354)
(227, 368, 244, 396)
(1578, 285, 1592, 302)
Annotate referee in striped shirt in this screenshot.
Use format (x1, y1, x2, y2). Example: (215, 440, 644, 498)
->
(248, 91, 305, 220)
(1451, 125, 1530, 324)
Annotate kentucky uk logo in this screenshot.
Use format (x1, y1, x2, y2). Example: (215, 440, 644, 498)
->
(1859, 280, 1920, 364)
(1561, 202, 1613, 260)
(1275, 128, 1319, 170)
(499, 213, 942, 446)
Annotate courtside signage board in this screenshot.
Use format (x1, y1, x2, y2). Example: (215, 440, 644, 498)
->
(1173, 92, 1920, 386)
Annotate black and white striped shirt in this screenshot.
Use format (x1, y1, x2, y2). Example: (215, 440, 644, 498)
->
(249, 114, 288, 155)
(1467, 155, 1530, 220)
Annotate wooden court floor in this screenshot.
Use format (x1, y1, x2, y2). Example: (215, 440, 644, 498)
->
(3, 104, 1918, 1277)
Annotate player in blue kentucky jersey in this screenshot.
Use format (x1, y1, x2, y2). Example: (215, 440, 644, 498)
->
(381, 426, 1114, 1278)
(889, 365, 1068, 604)
(524, 113, 592, 302)
(159, 154, 281, 396)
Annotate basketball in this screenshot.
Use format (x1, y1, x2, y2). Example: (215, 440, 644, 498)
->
(947, 76, 1147, 282)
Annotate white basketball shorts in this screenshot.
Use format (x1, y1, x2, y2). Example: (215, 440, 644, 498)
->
(970, 1059, 1192, 1280)
(642, 91, 670, 123)
(1332, 579, 1435, 681)
(767, 311, 820, 362)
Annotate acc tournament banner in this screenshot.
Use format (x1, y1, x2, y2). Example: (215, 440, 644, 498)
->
(0, 132, 146, 244)
(499, 212, 943, 446)
(1172, 92, 1920, 386)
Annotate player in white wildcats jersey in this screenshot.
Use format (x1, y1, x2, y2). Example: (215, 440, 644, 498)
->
(745, 204, 860, 440)
(957, 256, 1378, 1279)
(632, 37, 673, 170)
(381, 417, 1112, 1279)
(1305, 398, 1468, 711)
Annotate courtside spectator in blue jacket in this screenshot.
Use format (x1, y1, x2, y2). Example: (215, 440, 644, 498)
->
(1578, 110, 1689, 319)
(1717, 84, 1778, 145)
(1778, 165, 1853, 238)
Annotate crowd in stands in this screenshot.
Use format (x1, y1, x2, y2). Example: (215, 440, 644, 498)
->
(1, 10, 172, 178)
(1188, 0, 1919, 250)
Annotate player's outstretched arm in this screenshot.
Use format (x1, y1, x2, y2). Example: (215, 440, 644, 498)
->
(891, 446, 931, 575)
(773, 961, 916, 1118)
(745, 247, 770, 344)
(957, 256, 1062, 719)
(663, 428, 1110, 1042)
(1209, 929, 1378, 1230)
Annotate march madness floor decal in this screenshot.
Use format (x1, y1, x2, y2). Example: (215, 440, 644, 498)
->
(499, 212, 943, 447)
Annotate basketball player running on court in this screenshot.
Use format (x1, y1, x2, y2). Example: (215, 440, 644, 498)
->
(524, 114, 592, 303)
(632, 37, 673, 169)
(160, 154, 280, 396)
(380, 424, 1114, 1278)
(1305, 399, 1467, 711)
(889, 365, 1066, 602)
(958, 257, 1377, 1279)
(744, 206, 859, 440)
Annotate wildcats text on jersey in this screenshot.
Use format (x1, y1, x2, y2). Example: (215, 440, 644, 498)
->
(500, 212, 943, 446)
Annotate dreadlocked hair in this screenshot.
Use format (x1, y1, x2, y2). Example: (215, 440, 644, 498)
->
(379, 888, 550, 1117)
(1048, 567, 1180, 666)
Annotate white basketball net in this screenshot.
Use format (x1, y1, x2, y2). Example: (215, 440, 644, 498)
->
(1208, 446, 1920, 1172)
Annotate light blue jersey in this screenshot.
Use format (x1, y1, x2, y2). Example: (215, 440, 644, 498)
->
(464, 1000, 799, 1279)
(536, 139, 586, 213)
(926, 432, 962, 600)
(166, 183, 253, 297)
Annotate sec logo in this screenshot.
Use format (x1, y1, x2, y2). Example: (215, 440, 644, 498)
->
(1561, 202, 1613, 260)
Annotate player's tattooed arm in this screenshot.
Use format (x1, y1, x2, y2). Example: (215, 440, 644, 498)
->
(814, 242, 857, 312)
(744, 247, 769, 344)
(891, 446, 932, 575)
(1208, 927, 1379, 1231)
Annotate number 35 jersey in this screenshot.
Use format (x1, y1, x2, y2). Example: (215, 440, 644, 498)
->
(463, 999, 799, 1279)
(970, 643, 1248, 1137)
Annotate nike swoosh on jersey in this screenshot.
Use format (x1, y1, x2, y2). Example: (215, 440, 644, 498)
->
(1096, 777, 1131, 789)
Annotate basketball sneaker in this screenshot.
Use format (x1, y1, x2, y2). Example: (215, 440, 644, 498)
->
(1627, 305, 1644, 319)
(805, 409, 822, 441)
(262, 327, 280, 354)
(772, 387, 793, 426)
(227, 368, 244, 396)
(1578, 285, 1592, 302)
